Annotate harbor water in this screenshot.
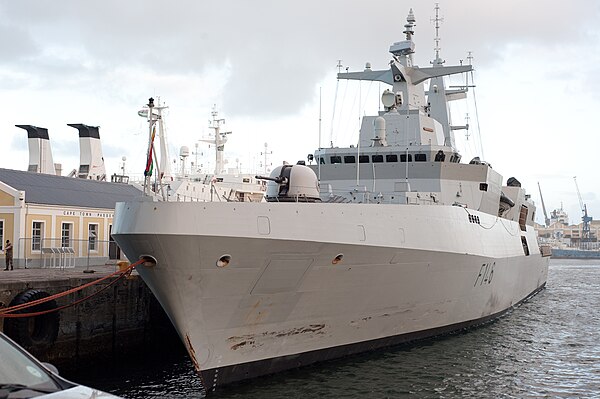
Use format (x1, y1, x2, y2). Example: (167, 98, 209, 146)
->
(65, 260, 600, 398)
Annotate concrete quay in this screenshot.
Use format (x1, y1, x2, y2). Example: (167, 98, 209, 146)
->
(0, 264, 178, 367)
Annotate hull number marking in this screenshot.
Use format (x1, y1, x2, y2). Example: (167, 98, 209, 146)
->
(474, 262, 495, 286)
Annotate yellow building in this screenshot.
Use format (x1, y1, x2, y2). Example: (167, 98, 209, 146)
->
(0, 168, 143, 268)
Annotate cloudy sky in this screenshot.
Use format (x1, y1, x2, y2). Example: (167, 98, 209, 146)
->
(0, 0, 598, 225)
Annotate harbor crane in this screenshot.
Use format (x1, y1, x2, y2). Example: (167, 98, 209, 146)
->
(537, 182, 550, 227)
(573, 176, 593, 244)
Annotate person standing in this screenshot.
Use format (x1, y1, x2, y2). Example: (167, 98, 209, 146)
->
(4, 240, 13, 271)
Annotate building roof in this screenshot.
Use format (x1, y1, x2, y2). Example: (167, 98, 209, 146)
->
(0, 168, 143, 209)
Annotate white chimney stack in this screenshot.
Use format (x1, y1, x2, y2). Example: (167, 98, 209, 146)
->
(68, 123, 106, 181)
(15, 125, 57, 175)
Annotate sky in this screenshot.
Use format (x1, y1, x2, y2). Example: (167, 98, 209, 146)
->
(0, 0, 598, 225)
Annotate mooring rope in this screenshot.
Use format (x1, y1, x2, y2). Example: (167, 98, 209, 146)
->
(0, 259, 144, 317)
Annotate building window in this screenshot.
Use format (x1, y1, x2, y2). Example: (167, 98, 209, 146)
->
(32, 221, 43, 251)
(386, 154, 398, 162)
(88, 224, 98, 251)
(0, 220, 4, 250)
(343, 155, 356, 163)
(61, 223, 72, 248)
(372, 155, 384, 163)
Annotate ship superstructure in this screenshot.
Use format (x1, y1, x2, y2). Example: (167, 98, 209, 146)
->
(112, 8, 549, 392)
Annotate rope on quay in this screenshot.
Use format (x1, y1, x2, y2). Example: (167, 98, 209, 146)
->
(0, 259, 144, 318)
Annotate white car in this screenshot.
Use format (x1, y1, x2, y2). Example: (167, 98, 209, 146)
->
(0, 332, 122, 398)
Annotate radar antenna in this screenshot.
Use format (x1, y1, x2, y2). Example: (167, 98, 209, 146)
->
(403, 8, 416, 41)
(431, 3, 445, 65)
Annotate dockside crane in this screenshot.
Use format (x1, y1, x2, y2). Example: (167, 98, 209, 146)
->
(573, 176, 593, 244)
(537, 182, 550, 227)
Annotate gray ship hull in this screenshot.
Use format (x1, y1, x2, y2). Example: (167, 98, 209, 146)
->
(197, 282, 545, 387)
(113, 200, 549, 391)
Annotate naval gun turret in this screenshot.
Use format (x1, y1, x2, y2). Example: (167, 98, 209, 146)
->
(257, 164, 321, 202)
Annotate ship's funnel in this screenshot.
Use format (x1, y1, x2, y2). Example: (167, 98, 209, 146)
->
(67, 123, 106, 181)
(15, 125, 57, 175)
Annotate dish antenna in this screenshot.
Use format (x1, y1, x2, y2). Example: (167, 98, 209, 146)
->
(381, 89, 396, 108)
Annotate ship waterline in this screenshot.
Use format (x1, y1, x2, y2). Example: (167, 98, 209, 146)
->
(113, 200, 548, 388)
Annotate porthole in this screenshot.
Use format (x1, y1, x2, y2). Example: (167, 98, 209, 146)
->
(216, 254, 231, 268)
(332, 253, 344, 265)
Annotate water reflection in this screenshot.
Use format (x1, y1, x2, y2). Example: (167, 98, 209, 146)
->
(69, 261, 600, 398)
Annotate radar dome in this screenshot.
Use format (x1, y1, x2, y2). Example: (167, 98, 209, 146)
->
(180, 146, 190, 158)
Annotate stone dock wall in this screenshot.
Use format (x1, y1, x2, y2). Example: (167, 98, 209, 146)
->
(0, 265, 179, 366)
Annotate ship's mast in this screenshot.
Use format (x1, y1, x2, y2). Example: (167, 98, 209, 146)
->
(142, 97, 166, 200)
(432, 3, 444, 66)
(155, 98, 171, 179)
(200, 106, 231, 175)
(403, 8, 416, 66)
(139, 98, 170, 179)
(335, 6, 472, 152)
(261, 142, 273, 174)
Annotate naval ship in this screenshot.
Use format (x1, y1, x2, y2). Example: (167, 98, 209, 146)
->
(112, 8, 550, 392)
(137, 100, 265, 203)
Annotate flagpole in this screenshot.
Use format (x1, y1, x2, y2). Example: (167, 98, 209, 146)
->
(151, 127, 166, 200)
(143, 97, 155, 195)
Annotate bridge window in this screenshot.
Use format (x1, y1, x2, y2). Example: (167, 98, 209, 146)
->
(372, 155, 384, 163)
(450, 153, 462, 163)
(359, 155, 369, 163)
(400, 154, 412, 162)
(344, 155, 356, 163)
(330, 156, 342, 164)
(415, 154, 427, 162)
(386, 154, 398, 162)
